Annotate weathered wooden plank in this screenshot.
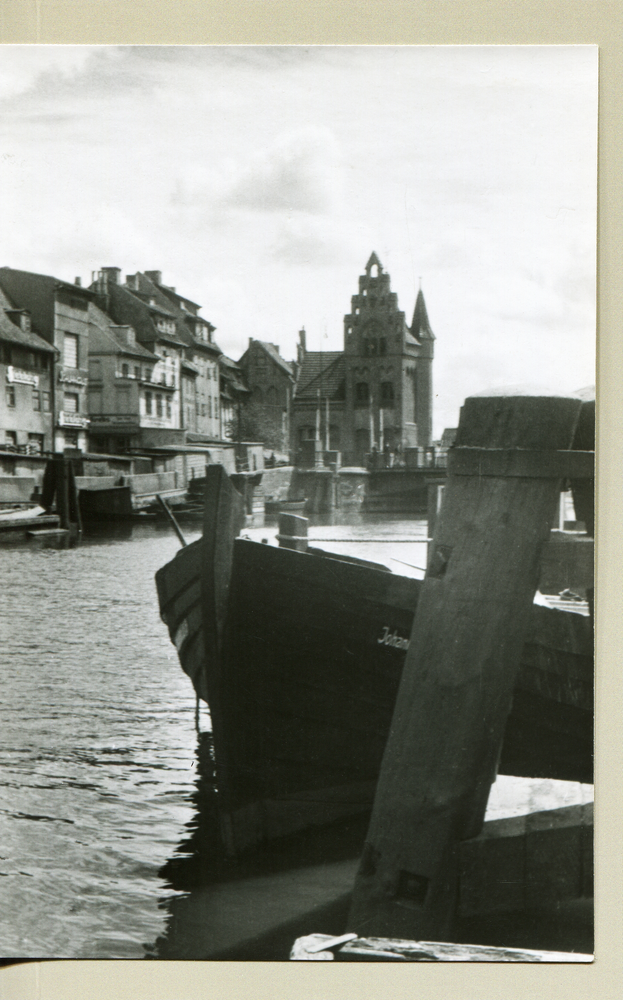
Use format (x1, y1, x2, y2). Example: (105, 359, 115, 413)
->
(347, 393, 583, 941)
(448, 447, 594, 480)
(290, 933, 592, 962)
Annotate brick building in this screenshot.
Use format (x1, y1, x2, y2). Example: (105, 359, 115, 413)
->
(292, 253, 434, 467)
(237, 339, 295, 456)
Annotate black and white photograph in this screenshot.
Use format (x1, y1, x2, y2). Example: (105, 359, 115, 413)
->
(0, 44, 596, 964)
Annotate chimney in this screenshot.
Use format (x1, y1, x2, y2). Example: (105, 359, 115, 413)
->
(74, 277, 82, 287)
(101, 267, 121, 285)
(145, 270, 162, 286)
(297, 327, 306, 365)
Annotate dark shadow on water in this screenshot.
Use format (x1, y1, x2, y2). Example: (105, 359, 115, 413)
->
(148, 731, 370, 960)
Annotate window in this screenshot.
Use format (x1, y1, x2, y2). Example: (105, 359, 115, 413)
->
(64, 334, 79, 369)
(121, 363, 129, 377)
(156, 394, 163, 417)
(145, 391, 153, 415)
(64, 430, 78, 447)
(166, 398, 172, 419)
(6, 385, 15, 407)
(201, 403, 206, 416)
(89, 359, 102, 381)
(208, 398, 212, 417)
(32, 390, 41, 411)
(380, 382, 395, 406)
(42, 391, 51, 412)
(214, 400, 218, 418)
(64, 393, 79, 413)
(134, 366, 141, 380)
(145, 369, 152, 382)
(355, 382, 369, 406)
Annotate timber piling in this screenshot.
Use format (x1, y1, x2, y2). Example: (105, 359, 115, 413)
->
(347, 391, 590, 941)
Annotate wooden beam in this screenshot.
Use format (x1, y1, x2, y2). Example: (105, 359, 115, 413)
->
(290, 933, 592, 962)
(347, 392, 583, 941)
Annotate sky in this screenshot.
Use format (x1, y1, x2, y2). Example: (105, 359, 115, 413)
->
(0, 45, 597, 436)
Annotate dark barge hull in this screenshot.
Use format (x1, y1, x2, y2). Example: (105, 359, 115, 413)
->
(156, 468, 593, 856)
(79, 485, 134, 521)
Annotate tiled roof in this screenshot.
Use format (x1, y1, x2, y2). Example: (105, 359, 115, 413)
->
(93, 281, 188, 349)
(129, 272, 221, 354)
(0, 308, 55, 353)
(0, 266, 93, 342)
(89, 304, 158, 360)
(295, 353, 346, 400)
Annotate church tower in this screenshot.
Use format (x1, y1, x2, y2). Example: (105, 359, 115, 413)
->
(342, 253, 434, 465)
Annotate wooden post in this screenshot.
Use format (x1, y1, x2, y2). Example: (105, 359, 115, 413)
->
(56, 457, 71, 529)
(277, 513, 308, 552)
(347, 392, 583, 941)
(156, 494, 187, 547)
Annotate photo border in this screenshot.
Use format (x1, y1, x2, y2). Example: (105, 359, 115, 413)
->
(1, 3, 620, 998)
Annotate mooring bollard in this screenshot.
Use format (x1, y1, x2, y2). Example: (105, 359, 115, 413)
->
(277, 513, 308, 552)
(347, 391, 587, 942)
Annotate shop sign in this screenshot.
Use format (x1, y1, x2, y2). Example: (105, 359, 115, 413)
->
(6, 366, 38, 387)
(58, 370, 88, 387)
(58, 411, 90, 428)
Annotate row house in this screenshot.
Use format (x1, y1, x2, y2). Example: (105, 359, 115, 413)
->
(0, 289, 55, 456)
(0, 267, 94, 452)
(136, 271, 223, 441)
(90, 268, 187, 449)
(87, 303, 160, 453)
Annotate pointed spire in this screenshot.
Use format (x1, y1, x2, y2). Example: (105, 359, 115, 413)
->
(411, 287, 435, 340)
(365, 252, 383, 275)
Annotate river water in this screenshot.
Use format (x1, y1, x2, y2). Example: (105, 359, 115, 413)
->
(0, 515, 431, 959)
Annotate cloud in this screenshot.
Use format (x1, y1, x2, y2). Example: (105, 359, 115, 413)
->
(223, 127, 343, 215)
(269, 216, 345, 266)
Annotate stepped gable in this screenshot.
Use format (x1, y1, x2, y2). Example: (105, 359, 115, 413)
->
(257, 340, 294, 378)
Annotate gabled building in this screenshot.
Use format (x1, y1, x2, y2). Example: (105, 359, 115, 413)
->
(0, 267, 94, 452)
(218, 355, 250, 442)
(237, 339, 295, 455)
(140, 271, 223, 442)
(1, 288, 55, 455)
(292, 253, 434, 467)
(90, 267, 188, 446)
(87, 303, 159, 454)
